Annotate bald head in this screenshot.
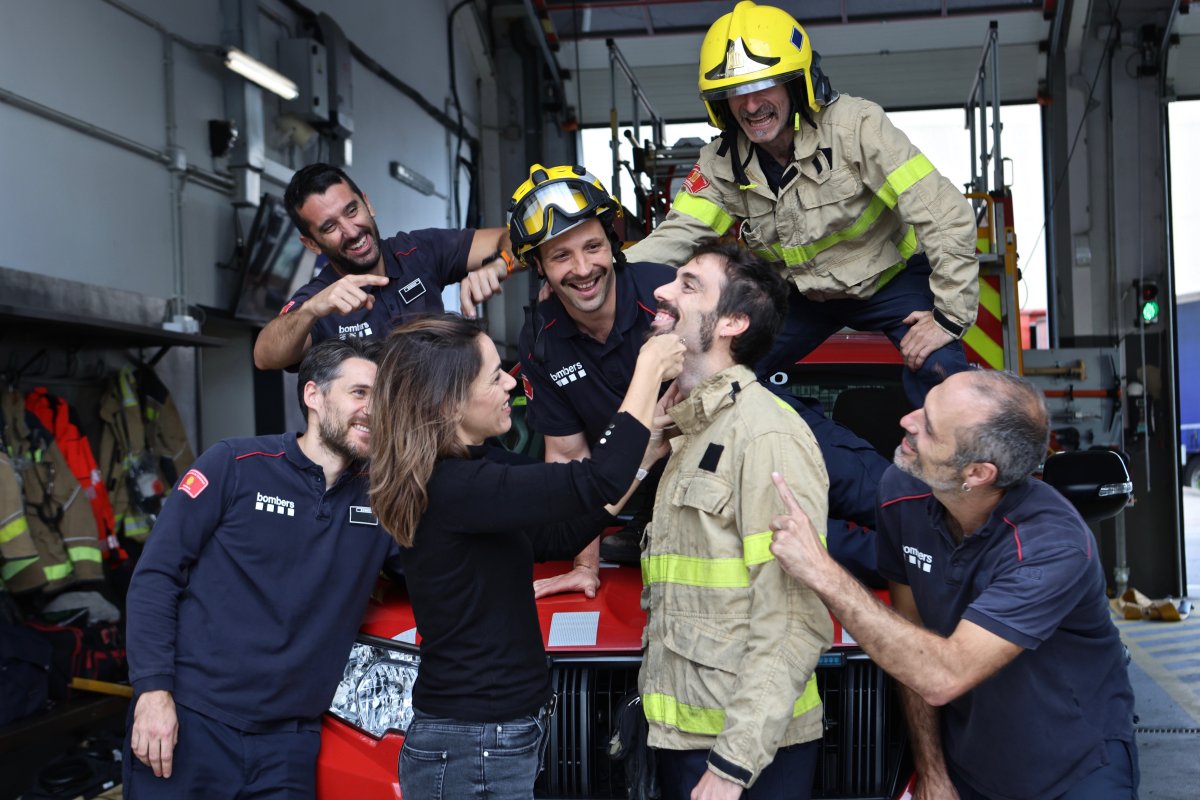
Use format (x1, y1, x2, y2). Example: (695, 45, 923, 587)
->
(946, 370, 1049, 488)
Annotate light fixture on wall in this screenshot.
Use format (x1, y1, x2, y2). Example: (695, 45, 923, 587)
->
(389, 160, 437, 196)
(224, 47, 299, 100)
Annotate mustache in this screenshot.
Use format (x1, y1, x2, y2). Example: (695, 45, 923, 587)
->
(740, 103, 780, 121)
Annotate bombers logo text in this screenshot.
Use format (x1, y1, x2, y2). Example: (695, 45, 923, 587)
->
(256, 492, 296, 516)
(338, 321, 373, 339)
(550, 362, 588, 388)
(903, 545, 933, 573)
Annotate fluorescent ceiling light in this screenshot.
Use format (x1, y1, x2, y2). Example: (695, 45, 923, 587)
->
(224, 47, 299, 100)
(390, 161, 436, 196)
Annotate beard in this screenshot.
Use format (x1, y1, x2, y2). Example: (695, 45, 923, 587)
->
(893, 440, 960, 491)
(697, 310, 718, 353)
(647, 303, 718, 354)
(319, 414, 366, 462)
(324, 218, 383, 276)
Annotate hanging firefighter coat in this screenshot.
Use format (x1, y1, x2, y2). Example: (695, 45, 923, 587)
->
(1, 389, 103, 592)
(26, 386, 123, 563)
(99, 365, 194, 544)
(0, 449, 43, 593)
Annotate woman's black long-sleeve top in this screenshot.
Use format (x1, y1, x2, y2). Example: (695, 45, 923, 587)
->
(397, 412, 648, 723)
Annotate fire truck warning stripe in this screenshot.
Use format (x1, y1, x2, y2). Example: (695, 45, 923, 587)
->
(963, 325, 1004, 370)
(964, 275, 1004, 369)
(979, 276, 1002, 321)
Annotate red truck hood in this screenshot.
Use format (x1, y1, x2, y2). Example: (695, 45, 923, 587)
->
(357, 561, 869, 652)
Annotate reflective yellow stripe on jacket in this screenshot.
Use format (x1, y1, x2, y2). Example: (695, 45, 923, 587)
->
(1, 556, 38, 582)
(0, 514, 29, 545)
(640, 530, 823, 733)
(754, 154, 935, 270)
(641, 529, 777, 588)
(643, 677, 822, 737)
(671, 192, 735, 236)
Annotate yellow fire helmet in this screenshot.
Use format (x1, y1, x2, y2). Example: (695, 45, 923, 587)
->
(698, 1, 833, 128)
(508, 164, 621, 266)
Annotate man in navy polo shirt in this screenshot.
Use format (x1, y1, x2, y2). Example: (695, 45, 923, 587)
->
(254, 162, 515, 370)
(511, 164, 890, 598)
(768, 369, 1138, 800)
(125, 338, 403, 797)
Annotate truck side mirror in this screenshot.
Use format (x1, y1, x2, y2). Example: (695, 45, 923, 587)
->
(1041, 449, 1132, 523)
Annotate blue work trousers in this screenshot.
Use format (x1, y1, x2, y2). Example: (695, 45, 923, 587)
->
(399, 706, 551, 800)
(122, 701, 320, 799)
(657, 741, 819, 800)
(757, 254, 969, 407)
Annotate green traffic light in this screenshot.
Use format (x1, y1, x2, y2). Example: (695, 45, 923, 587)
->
(1141, 300, 1160, 324)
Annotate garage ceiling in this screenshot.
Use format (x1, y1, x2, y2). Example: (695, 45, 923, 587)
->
(535, 0, 1199, 126)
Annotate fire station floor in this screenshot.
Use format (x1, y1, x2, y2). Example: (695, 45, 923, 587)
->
(1126, 486, 1200, 799)
(3, 492, 1199, 800)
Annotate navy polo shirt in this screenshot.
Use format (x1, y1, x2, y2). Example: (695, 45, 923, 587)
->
(518, 262, 675, 444)
(283, 228, 473, 345)
(127, 433, 402, 733)
(875, 466, 1135, 800)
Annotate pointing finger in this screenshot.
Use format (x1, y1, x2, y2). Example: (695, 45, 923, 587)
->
(770, 471, 804, 516)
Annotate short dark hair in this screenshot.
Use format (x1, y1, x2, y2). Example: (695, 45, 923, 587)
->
(951, 371, 1050, 488)
(284, 163, 367, 237)
(691, 239, 788, 366)
(296, 337, 382, 418)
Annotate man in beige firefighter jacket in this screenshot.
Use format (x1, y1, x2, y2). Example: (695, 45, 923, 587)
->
(640, 240, 832, 800)
(625, 1, 979, 408)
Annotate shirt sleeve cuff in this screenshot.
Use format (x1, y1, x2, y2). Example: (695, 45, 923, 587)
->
(133, 675, 175, 695)
(707, 748, 755, 788)
(933, 308, 966, 339)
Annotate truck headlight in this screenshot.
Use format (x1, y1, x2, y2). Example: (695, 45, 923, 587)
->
(328, 639, 420, 737)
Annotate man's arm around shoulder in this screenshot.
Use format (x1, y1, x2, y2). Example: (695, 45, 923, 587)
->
(768, 473, 1021, 707)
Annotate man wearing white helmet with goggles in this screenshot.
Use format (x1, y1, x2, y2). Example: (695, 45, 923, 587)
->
(625, 1, 979, 409)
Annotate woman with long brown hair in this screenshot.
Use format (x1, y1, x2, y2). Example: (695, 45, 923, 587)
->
(371, 313, 682, 800)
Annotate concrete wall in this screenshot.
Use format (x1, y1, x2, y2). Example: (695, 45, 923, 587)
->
(0, 0, 500, 449)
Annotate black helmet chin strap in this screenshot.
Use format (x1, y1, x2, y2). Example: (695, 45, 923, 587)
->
(525, 259, 548, 364)
(721, 127, 762, 191)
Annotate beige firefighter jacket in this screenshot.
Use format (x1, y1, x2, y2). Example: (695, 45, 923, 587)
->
(0, 450, 42, 592)
(639, 365, 833, 788)
(99, 365, 194, 543)
(1, 389, 101, 592)
(625, 94, 979, 338)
